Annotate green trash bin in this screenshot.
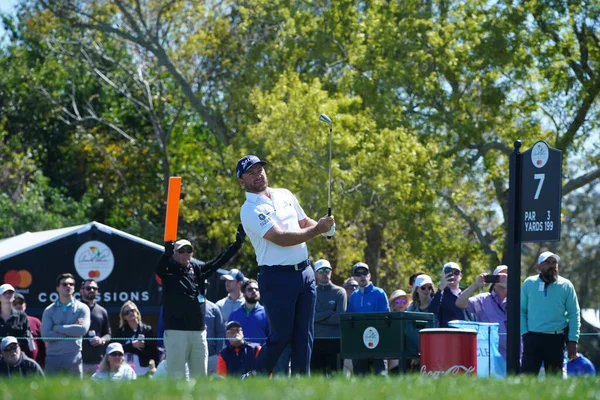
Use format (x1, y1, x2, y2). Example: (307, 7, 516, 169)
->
(340, 311, 435, 372)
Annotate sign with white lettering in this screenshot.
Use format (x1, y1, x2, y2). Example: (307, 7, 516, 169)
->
(520, 141, 562, 242)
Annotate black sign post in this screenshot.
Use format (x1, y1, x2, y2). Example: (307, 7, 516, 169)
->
(520, 141, 562, 242)
(506, 140, 563, 375)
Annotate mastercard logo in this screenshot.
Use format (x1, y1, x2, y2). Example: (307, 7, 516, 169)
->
(88, 270, 101, 278)
(4, 270, 33, 289)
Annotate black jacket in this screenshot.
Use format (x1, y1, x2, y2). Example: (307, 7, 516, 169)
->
(115, 323, 159, 368)
(0, 352, 44, 378)
(155, 240, 242, 331)
(0, 310, 34, 354)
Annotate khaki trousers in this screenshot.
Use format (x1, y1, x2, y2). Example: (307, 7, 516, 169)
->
(164, 329, 208, 378)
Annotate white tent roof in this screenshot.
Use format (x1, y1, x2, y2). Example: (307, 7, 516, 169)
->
(0, 221, 163, 262)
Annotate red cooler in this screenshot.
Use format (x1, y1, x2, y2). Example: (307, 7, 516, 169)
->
(419, 328, 477, 376)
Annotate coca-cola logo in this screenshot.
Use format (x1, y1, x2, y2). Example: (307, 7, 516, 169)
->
(420, 365, 475, 377)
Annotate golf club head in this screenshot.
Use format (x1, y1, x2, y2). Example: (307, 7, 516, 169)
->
(319, 113, 332, 127)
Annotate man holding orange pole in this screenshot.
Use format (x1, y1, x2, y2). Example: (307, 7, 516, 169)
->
(156, 228, 246, 379)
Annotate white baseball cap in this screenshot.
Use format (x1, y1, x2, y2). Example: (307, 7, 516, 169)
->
(414, 274, 433, 288)
(314, 259, 331, 272)
(0, 284, 15, 295)
(442, 262, 461, 272)
(493, 265, 508, 275)
(106, 342, 124, 355)
(1, 336, 18, 351)
(538, 251, 560, 265)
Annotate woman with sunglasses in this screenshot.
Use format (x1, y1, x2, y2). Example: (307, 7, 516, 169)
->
(91, 342, 136, 380)
(388, 290, 409, 312)
(407, 275, 436, 312)
(115, 301, 159, 377)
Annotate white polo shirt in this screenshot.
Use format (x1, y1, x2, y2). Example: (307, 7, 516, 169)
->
(240, 188, 309, 266)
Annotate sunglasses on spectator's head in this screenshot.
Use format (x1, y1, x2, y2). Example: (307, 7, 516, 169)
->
(61, 281, 75, 287)
(444, 268, 461, 276)
(178, 247, 193, 254)
(123, 309, 137, 316)
(3, 344, 18, 352)
(353, 270, 369, 277)
(317, 268, 332, 274)
(345, 284, 358, 290)
(394, 298, 408, 305)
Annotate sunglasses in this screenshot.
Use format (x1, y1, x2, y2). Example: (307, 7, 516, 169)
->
(345, 284, 358, 290)
(420, 285, 434, 291)
(227, 327, 242, 333)
(109, 352, 124, 357)
(394, 298, 408, 305)
(123, 309, 137, 316)
(178, 247, 193, 254)
(353, 270, 369, 277)
(12, 301, 24, 306)
(83, 287, 98, 291)
(444, 268, 461, 276)
(3, 344, 18, 352)
(246, 287, 259, 293)
(317, 268, 332, 274)
(61, 282, 75, 287)
(2, 291, 15, 296)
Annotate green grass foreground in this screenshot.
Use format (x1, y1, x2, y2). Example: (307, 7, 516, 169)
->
(1, 375, 599, 400)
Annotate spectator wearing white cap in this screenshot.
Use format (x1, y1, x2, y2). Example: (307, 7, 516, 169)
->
(456, 265, 509, 359)
(0, 284, 35, 358)
(407, 275, 435, 312)
(0, 336, 44, 378)
(157, 227, 245, 379)
(91, 343, 137, 380)
(520, 251, 580, 375)
(428, 262, 469, 327)
(311, 259, 346, 375)
(216, 269, 247, 321)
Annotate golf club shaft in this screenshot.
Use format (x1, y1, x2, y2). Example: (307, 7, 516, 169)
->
(328, 125, 332, 217)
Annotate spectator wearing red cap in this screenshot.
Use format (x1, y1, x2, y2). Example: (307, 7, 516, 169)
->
(520, 251, 580, 375)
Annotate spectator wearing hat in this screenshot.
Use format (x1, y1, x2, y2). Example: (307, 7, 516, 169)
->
(236, 154, 335, 376)
(520, 251, 580, 375)
(216, 269, 247, 321)
(0, 284, 35, 360)
(389, 290, 409, 313)
(12, 293, 44, 365)
(91, 342, 137, 380)
(342, 277, 359, 307)
(79, 279, 112, 376)
(0, 336, 44, 378)
(157, 228, 245, 379)
(41, 273, 91, 378)
(347, 262, 389, 376)
(456, 265, 509, 359)
(428, 262, 468, 328)
(408, 272, 425, 293)
(311, 259, 346, 375)
(407, 275, 435, 312)
(216, 321, 261, 377)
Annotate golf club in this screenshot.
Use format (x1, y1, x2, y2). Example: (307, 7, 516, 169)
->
(319, 113, 333, 218)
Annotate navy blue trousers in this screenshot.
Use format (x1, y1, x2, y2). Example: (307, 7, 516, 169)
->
(256, 265, 316, 375)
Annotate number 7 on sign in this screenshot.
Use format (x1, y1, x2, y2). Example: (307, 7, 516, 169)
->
(533, 174, 545, 200)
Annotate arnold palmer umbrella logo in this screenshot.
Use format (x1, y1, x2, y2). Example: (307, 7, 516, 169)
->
(74, 240, 115, 282)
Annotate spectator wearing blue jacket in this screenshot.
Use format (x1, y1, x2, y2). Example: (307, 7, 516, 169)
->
(347, 262, 389, 375)
(229, 280, 269, 344)
(428, 262, 468, 328)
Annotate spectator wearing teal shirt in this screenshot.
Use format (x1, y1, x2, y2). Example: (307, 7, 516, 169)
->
(520, 251, 580, 375)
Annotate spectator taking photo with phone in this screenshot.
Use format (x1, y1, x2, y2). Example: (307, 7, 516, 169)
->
(428, 262, 467, 328)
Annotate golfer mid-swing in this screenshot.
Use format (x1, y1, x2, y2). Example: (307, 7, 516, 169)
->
(236, 155, 335, 375)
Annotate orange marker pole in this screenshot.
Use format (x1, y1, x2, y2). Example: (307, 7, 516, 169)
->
(164, 177, 182, 242)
